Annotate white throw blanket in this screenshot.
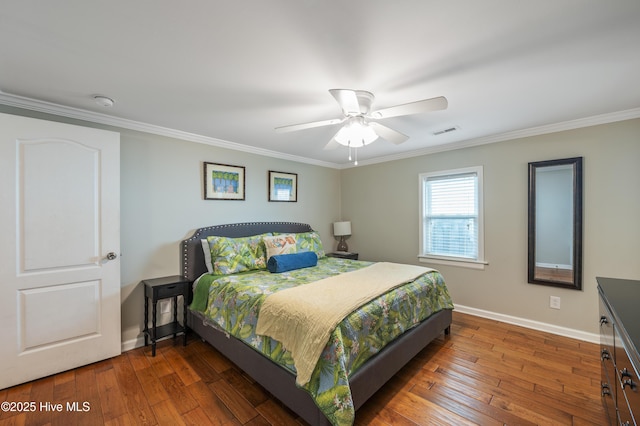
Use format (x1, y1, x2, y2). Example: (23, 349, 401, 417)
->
(255, 262, 434, 385)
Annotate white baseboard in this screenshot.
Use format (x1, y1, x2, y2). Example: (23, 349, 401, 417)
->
(454, 304, 599, 344)
(122, 336, 145, 353)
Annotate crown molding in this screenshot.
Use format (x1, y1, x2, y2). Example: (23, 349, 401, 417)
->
(346, 106, 640, 168)
(0, 91, 340, 169)
(2, 91, 638, 171)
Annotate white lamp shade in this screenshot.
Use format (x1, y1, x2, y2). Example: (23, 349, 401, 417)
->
(333, 221, 352, 236)
(334, 117, 378, 148)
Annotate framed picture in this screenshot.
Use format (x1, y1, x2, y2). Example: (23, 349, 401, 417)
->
(268, 170, 297, 202)
(203, 162, 245, 200)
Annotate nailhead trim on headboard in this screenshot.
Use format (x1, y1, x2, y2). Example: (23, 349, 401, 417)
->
(180, 222, 315, 283)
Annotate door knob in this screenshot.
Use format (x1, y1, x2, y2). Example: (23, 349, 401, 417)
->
(105, 252, 118, 261)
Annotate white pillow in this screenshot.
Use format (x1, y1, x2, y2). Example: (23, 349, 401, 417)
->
(201, 239, 214, 273)
(263, 234, 297, 259)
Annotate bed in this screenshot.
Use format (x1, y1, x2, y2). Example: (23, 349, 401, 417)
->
(181, 221, 453, 425)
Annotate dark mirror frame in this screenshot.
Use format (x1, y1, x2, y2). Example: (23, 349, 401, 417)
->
(528, 157, 583, 290)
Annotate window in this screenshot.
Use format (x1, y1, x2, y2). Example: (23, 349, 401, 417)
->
(419, 166, 486, 269)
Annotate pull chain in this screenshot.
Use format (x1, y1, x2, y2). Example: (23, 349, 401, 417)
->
(354, 138, 364, 165)
(346, 141, 360, 165)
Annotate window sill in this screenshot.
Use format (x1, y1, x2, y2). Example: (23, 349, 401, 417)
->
(418, 255, 488, 270)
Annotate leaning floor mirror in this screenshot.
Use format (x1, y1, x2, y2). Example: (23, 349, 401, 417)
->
(528, 157, 583, 290)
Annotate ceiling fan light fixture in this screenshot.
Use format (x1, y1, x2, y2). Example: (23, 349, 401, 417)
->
(275, 89, 448, 160)
(334, 117, 378, 148)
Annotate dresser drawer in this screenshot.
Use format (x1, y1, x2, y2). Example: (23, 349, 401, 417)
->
(598, 278, 640, 426)
(617, 395, 635, 426)
(615, 339, 639, 425)
(601, 356, 617, 425)
(154, 282, 187, 299)
(599, 296, 615, 365)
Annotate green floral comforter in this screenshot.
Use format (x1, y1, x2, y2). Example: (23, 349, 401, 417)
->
(190, 257, 453, 425)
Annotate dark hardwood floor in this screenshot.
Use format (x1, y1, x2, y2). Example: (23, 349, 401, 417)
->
(533, 267, 574, 283)
(0, 311, 607, 425)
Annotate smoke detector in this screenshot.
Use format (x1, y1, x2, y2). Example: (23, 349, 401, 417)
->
(94, 95, 114, 107)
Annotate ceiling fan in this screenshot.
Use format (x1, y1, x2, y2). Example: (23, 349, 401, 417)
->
(275, 89, 448, 152)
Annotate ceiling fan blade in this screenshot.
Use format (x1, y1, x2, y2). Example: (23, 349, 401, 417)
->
(371, 96, 448, 119)
(275, 117, 344, 133)
(369, 122, 409, 145)
(323, 128, 344, 150)
(329, 89, 362, 116)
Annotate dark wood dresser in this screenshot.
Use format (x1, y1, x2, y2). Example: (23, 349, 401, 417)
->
(598, 277, 640, 425)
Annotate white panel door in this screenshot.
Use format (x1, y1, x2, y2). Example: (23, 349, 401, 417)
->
(0, 112, 121, 389)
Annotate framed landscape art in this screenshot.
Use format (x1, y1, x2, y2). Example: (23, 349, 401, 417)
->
(204, 162, 245, 200)
(268, 170, 297, 202)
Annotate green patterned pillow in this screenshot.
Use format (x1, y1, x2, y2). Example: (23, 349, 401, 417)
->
(205, 234, 271, 275)
(294, 231, 325, 258)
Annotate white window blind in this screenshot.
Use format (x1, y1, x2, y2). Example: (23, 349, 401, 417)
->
(419, 167, 484, 265)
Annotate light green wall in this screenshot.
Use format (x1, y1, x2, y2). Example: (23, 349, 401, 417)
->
(119, 131, 342, 284)
(340, 118, 640, 334)
(118, 130, 341, 343)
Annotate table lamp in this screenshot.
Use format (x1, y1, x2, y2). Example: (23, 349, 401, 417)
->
(333, 221, 351, 252)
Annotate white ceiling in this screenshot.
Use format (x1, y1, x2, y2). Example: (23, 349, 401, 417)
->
(2, 1, 639, 167)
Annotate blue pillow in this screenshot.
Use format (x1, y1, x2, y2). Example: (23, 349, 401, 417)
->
(267, 251, 318, 273)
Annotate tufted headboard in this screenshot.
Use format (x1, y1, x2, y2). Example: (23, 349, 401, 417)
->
(180, 221, 314, 282)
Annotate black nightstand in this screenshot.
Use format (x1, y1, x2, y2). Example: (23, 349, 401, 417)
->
(142, 275, 190, 356)
(327, 252, 359, 260)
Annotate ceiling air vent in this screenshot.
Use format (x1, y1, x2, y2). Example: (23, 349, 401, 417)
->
(433, 126, 459, 136)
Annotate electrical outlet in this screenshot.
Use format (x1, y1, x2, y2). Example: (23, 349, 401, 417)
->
(160, 300, 171, 314)
(550, 296, 561, 310)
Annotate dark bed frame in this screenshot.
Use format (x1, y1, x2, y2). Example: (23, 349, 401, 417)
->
(181, 222, 452, 425)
